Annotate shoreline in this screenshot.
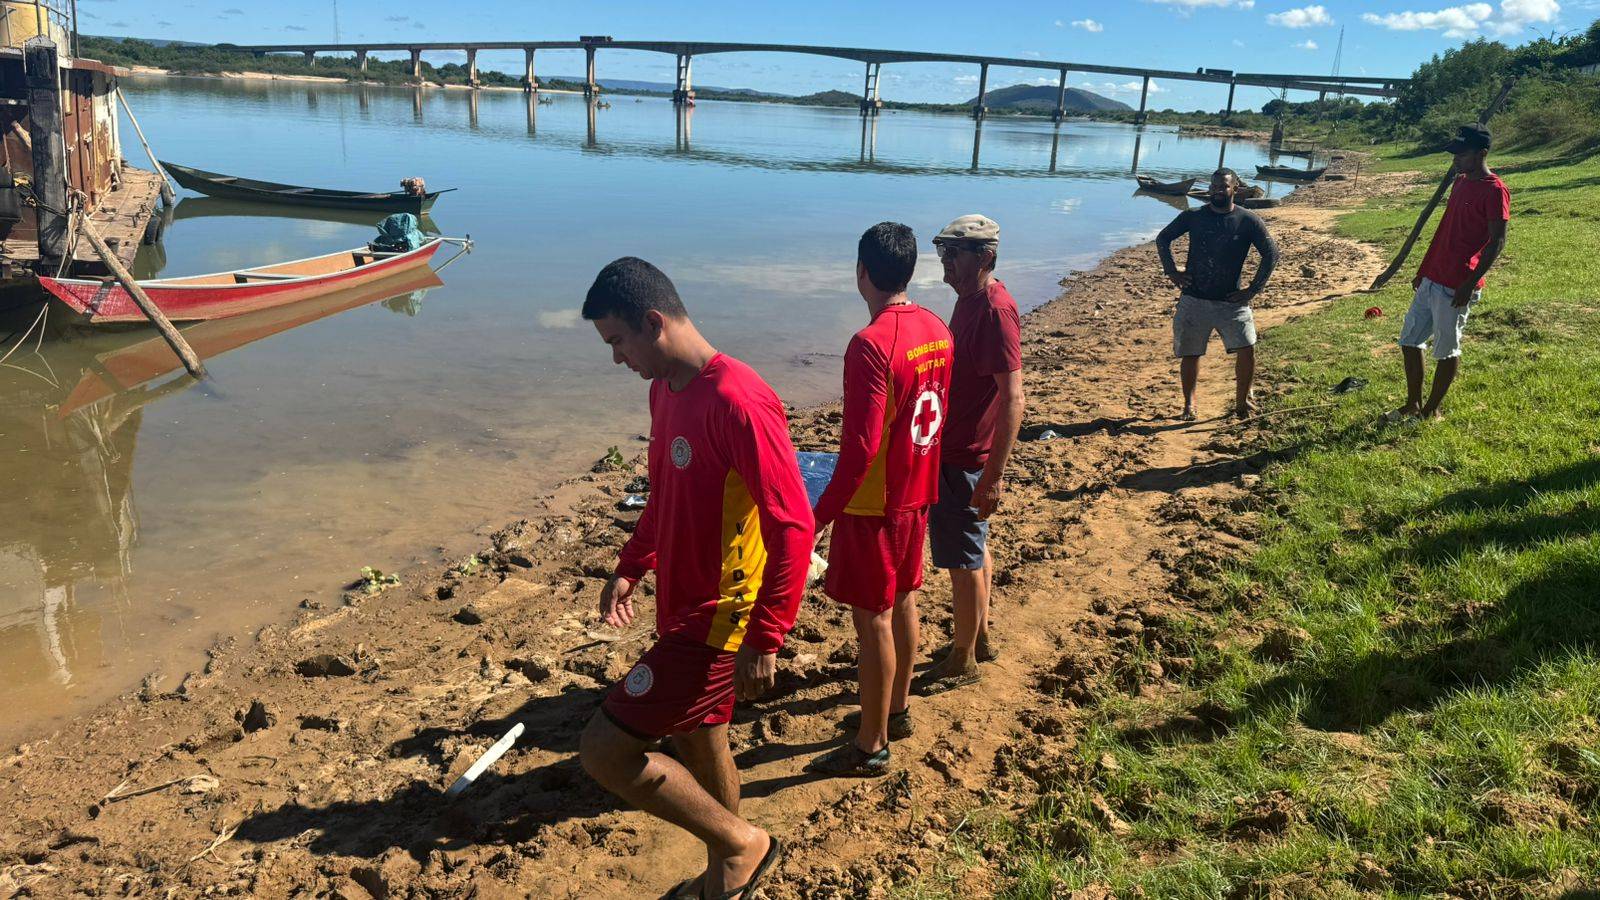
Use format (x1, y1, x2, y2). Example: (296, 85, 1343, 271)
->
(0, 157, 1422, 897)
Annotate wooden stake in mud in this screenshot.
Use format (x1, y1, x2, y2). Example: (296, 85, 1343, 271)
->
(78, 215, 208, 380)
(1368, 78, 1517, 291)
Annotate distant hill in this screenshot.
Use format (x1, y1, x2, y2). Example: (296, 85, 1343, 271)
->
(793, 90, 863, 107)
(967, 83, 1130, 113)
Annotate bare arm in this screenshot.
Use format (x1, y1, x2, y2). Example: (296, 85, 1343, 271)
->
(1155, 213, 1192, 290)
(1454, 218, 1507, 306)
(972, 369, 1025, 520)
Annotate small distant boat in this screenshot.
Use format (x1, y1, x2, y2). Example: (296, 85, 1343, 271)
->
(40, 240, 445, 325)
(161, 162, 454, 215)
(1256, 165, 1327, 182)
(1135, 176, 1197, 196)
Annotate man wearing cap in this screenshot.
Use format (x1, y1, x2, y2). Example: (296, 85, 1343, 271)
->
(1156, 167, 1279, 421)
(1388, 123, 1508, 422)
(920, 214, 1024, 694)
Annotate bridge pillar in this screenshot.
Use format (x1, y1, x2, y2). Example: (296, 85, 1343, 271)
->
(523, 48, 538, 92)
(584, 46, 598, 98)
(1223, 80, 1236, 121)
(356, 49, 368, 72)
(1135, 74, 1151, 125)
(466, 48, 479, 88)
(972, 62, 988, 120)
(302, 50, 316, 66)
(673, 54, 695, 105)
(1052, 68, 1069, 122)
(1318, 90, 1327, 102)
(860, 62, 882, 116)
(410, 48, 422, 82)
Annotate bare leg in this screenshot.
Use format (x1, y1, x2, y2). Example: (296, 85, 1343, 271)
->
(889, 592, 917, 715)
(852, 607, 894, 753)
(1233, 345, 1256, 416)
(671, 725, 741, 893)
(1419, 356, 1459, 419)
(937, 566, 987, 675)
(976, 546, 993, 653)
(580, 714, 769, 895)
(1395, 346, 1425, 415)
(1179, 355, 1201, 418)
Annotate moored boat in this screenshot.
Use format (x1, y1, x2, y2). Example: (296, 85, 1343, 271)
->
(39, 239, 444, 325)
(161, 162, 454, 215)
(1135, 175, 1198, 196)
(1256, 165, 1327, 181)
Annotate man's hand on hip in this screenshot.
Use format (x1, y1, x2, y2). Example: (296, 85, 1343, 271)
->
(734, 644, 777, 700)
(600, 575, 637, 628)
(1168, 270, 1192, 292)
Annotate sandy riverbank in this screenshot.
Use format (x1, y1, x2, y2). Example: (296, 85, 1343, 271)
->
(0, 161, 1425, 898)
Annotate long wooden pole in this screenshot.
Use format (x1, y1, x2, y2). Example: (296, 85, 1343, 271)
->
(77, 215, 208, 380)
(115, 88, 176, 206)
(1368, 78, 1517, 291)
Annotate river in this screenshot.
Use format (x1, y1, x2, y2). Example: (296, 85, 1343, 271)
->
(0, 75, 1299, 745)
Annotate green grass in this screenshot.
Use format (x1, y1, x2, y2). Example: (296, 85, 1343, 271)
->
(919, 146, 1600, 897)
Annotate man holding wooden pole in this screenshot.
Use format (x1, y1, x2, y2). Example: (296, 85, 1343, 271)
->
(1387, 123, 1509, 422)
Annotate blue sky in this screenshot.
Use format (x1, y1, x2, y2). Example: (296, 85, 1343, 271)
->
(79, 1, 1594, 109)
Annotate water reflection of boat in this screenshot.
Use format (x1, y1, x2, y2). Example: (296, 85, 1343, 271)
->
(0, 266, 442, 690)
(59, 266, 443, 415)
(171, 196, 441, 235)
(1132, 187, 1193, 211)
(40, 239, 443, 325)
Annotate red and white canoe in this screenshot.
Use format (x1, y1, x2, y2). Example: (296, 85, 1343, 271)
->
(39, 239, 443, 324)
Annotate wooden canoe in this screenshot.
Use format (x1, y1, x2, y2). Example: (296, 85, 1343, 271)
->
(1135, 175, 1198, 196)
(1256, 165, 1327, 181)
(161, 162, 453, 215)
(39, 239, 443, 325)
(57, 267, 443, 415)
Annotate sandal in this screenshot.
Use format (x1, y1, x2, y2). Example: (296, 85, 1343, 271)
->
(711, 836, 783, 899)
(805, 742, 891, 778)
(841, 708, 914, 740)
(914, 667, 982, 696)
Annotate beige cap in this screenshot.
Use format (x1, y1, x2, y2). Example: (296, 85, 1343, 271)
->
(934, 214, 999, 245)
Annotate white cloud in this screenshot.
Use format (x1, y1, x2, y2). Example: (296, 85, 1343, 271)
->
(1267, 4, 1333, 27)
(1081, 79, 1166, 95)
(1054, 18, 1066, 26)
(1361, 3, 1495, 38)
(1072, 17, 1106, 31)
(953, 74, 980, 85)
(1233, 37, 1248, 45)
(1492, 0, 1561, 32)
(1294, 38, 1320, 48)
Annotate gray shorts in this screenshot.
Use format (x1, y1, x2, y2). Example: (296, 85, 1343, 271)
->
(929, 465, 988, 570)
(1399, 277, 1476, 360)
(1173, 294, 1256, 357)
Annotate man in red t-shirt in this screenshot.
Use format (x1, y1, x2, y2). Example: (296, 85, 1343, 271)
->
(578, 258, 811, 899)
(1389, 123, 1510, 422)
(805, 223, 954, 777)
(920, 215, 1024, 695)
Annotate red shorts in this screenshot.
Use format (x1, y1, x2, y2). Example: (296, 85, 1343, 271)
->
(602, 634, 736, 740)
(824, 509, 928, 613)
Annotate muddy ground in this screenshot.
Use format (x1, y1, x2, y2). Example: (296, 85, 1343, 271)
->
(0, 164, 1423, 899)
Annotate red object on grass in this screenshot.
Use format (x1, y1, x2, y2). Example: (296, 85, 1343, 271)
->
(1364, 306, 1384, 319)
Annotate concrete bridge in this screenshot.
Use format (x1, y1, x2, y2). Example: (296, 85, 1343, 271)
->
(226, 38, 1407, 123)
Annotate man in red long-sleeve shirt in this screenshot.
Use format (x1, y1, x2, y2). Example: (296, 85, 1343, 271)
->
(577, 257, 811, 900)
(805, 223, 954, 778)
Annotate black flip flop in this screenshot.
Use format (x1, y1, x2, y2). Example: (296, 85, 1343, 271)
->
(710, 836, 783, 900)
(915, 669, 982, 696)
(660, 876, 703, 900)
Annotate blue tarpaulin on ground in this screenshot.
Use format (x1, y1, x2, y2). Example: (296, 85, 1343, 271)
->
(797, 451, 838, 508)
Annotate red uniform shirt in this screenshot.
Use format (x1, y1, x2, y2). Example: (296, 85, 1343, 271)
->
(1419, 172, 1510, 291)
(814, 303, 955, 527)
(942, 279, 1022, 469)
(615, 354, 814, 655)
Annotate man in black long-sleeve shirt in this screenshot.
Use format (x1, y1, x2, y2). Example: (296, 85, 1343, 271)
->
(1155, 168, 1279, 420)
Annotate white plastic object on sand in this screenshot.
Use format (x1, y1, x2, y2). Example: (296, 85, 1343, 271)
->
(444, 722, 525, 799)
(807, 551, 828, 586)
